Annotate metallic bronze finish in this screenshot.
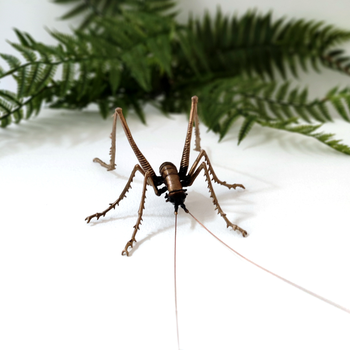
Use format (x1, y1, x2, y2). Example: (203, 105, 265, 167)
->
(86, 96, 247, 256)
(160, 162, 183, 193)
(93, 111, 117, 171)
(116, 108, 156, 178)
(179, 96, 198, 175)
(93, 108, 156, 178)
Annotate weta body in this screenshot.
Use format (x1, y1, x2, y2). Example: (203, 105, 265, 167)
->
(85, 96, 350, 349)
(86, 96, 246, 255)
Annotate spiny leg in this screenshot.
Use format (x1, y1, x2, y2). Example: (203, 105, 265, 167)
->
(93, 111, 117, 171)
(188, 149, 245, 190)
(189, 162, 247, 237)
(85, 164, 145, 223)
(122, 172, 151, 256)
(179, 96, 199, 177)
(193, 99, 201, 152)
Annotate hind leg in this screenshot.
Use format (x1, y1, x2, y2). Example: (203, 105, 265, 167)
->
(85, 164, 145, 223)
(188, 150, 245, 190)
(188, 162, 247, 237)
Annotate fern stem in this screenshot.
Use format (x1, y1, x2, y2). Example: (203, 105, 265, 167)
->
(0, 85, 54, 121)
(1, 57, 99, 79)
(240, 92, 308, 109)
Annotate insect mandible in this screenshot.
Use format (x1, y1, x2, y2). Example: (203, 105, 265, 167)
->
(85, 96, 247, 256)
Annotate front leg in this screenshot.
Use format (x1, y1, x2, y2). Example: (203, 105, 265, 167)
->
(187, 149, 245, 190)
(93, 111, 117, 171)
(122, 171, 152, 256)
(85, 164, 145, 223)
(188, 162, 247, 237)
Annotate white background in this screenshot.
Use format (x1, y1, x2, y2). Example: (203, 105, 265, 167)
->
(1, 1, 350, 350)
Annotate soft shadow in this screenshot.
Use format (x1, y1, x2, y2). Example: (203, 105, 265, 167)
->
(0, 108, 168, 160)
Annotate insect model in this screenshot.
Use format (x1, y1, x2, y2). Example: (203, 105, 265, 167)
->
(85, 96, 247, 256)
(85, 96, 349, 349)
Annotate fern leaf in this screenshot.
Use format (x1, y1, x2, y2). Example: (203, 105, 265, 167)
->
(26, 99, 34, 119)
(293, 105, 311, 123)
(269, 104, 285, 120)
(0, 98, 12, 113)
(0, 115, 11, 128)
(13, 108, 24, 124)
(0, 90, 22, 106)
(98, 100, 110, 119)
(259, 120, 350, 155)
(317, 103, 333, 122)
(9, 43, 37, 62)
(329, 96, 350, 122)
(280, 105, 294, 119)
(130, 98, 146, 124)
(263, 82, 277, 99)
(16, 66, 29, 98)
(60, 62, 75, 96)
(14, 28, 31, 47)
(121, 45, 151, 91)
(35, 64, 57, 92)
(25, 63, 43, 95)
(60, 3, 88, 20)
(238, 117, 255, 144)
(219, 111, 241, 141)
(0, 53, 21, 70)
(305, 104, 327, 122)
(108, 64, 121, 95)
(299, 88, 308, 104)
(147, 34, 172, 76)
(276, 81, 290, 101)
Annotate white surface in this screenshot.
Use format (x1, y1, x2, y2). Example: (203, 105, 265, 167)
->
(1, 106, 350, 350)
(1, 1, 350, 350)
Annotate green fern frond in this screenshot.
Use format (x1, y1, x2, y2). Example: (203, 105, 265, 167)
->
(0, 98, 12, 114)
(180, 10, 350, 80)
(193, 77, 350, 154)
(238, 117, 256, 144)
(9, 43, 37, 62)
(259, 120, 350, 155)
(0, 90, 22, 106)
(0, 53, 22, 70)
(16, 66, 30, 98)
(219, 111, 241, 141)
(60, 62, 75, 96)
(1, 4, 350, 156)
(98, 99, 110, 119)
(53, 0, 177, 29)
(121, 45, 151, 91)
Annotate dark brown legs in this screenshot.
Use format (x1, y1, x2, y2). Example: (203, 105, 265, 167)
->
(87, 107, 161, 255)
(85, 164, 145, 223)
(85, 165, 156, 255)
(188, 150, 245, 190)
(93, 112, 117, 171)
(188, 161, 247, 237)
(121, 171, 151, 256)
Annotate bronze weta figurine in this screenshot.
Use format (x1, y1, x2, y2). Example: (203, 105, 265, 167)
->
(85, 96, 247, 256)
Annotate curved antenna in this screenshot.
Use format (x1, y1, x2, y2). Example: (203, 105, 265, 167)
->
(179, 96, 199, 177)
(174, 213, 180, 350)
(187, 210, 350, 315)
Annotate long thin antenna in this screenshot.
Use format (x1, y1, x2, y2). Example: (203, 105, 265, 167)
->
(174, 213, 180, 350)
(187, 210, 350, 315)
